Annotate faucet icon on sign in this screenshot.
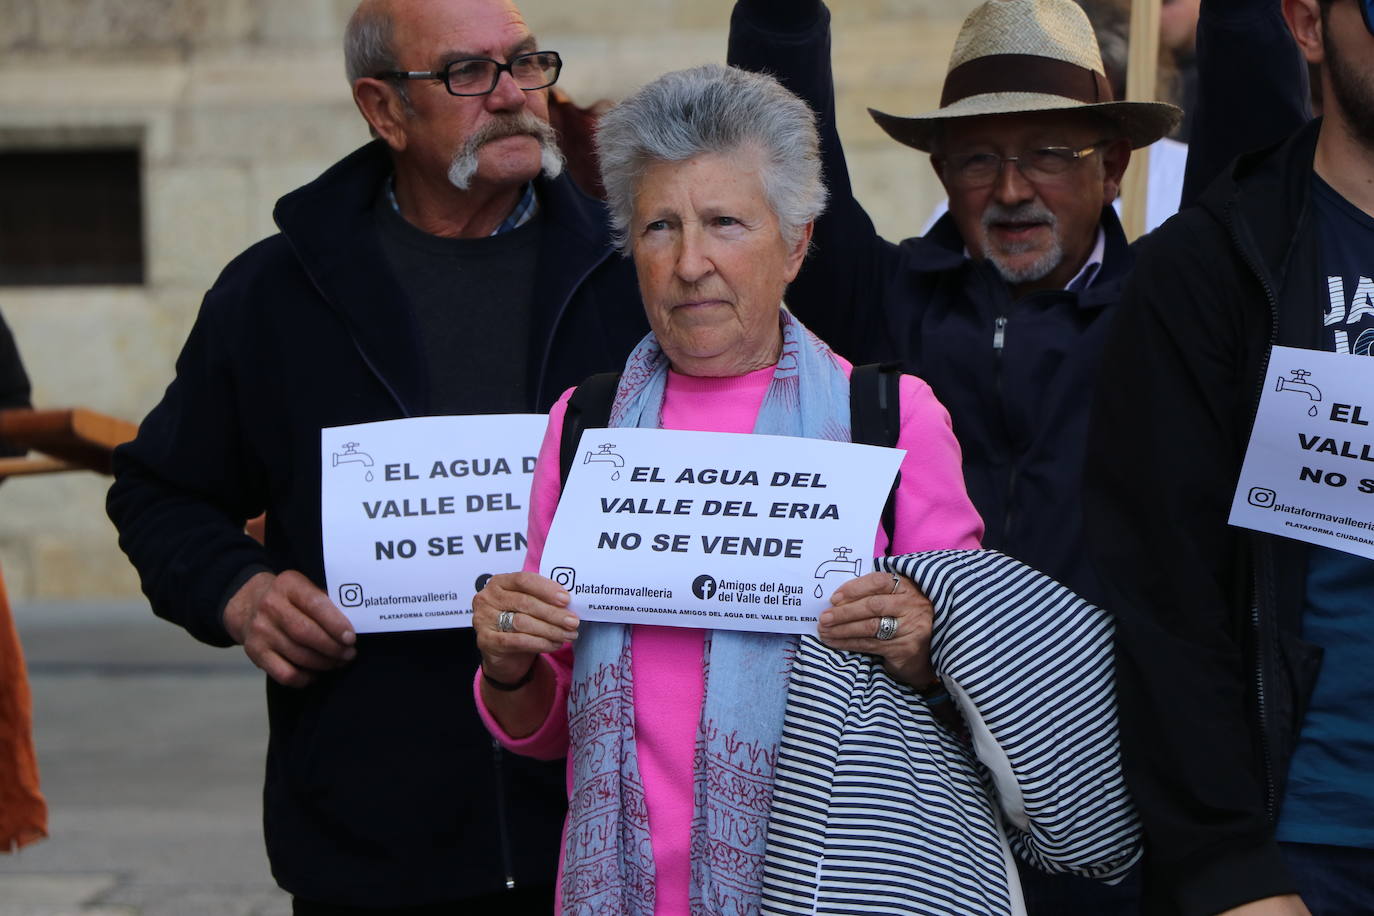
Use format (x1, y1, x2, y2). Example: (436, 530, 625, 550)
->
(584, 444, 624, 467)
(332, 442, 376, 480)
(1275, 369, 1322, 401)
(812, 546, 863, 597)
(1275, 369, 1322, 416)
(583, 443, 625, 479)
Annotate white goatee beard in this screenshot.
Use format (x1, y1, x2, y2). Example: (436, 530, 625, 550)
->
(979, 200, 1063, 285)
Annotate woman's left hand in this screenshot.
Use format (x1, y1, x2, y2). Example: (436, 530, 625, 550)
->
(817, 570, 936, 689)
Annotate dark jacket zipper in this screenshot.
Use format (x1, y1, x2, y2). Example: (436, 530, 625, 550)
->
(1225, 203, 1280, 822)
(992, 315, 1018, 542)
(289, 240, 413, 418)
(532, 247, 616, 408)
(491, 739, 518, 889)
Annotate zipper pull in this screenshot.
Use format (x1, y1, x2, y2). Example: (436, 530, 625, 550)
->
(993, 316, 1007, 352)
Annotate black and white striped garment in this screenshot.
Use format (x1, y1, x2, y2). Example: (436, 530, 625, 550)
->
(761, 549, 1141, 916)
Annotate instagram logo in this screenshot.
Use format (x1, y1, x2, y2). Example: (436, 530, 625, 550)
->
(1247, 487, 1277, 508)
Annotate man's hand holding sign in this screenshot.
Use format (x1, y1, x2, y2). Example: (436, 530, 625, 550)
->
(223, 570, 357, 688)
(320, 414, 546, 634)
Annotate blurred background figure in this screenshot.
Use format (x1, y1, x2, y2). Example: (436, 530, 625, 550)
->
(1159, 0, 1201, 139)
(0, 306, 45, 855)
(547, 86, 612, 200)
(0, 308, 30, 456)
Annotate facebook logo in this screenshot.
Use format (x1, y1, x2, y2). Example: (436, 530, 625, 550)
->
(692, 575, 717, 600)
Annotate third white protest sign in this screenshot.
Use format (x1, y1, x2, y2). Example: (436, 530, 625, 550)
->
(1229, 346, 1374, 558)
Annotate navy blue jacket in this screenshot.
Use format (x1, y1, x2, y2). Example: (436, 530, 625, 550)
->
(107, 141, 647, 906)
(728, 3, 1131, 603)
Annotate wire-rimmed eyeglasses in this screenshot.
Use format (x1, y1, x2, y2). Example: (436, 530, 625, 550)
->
(375, 51, 562, 97)
(940, 140, 1112, 190)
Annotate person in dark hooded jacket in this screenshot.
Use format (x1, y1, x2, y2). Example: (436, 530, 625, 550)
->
(1087, 0, 1374, 912)
(106, 1, 646, 912)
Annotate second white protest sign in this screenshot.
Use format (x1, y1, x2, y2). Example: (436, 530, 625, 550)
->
(541, 427, 904, 634)
(321, 414, 545, 633)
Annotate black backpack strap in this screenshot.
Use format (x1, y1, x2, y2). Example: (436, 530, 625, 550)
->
(560, 371, 621, 491)
(849, 362, 904, 553)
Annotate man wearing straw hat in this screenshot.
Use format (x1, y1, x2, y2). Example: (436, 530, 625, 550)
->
(728, 0, 1178, 628)
(726, 3, 1173, 912)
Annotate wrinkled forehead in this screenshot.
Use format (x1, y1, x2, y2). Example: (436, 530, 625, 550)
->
(388, 0, 534, 63)
(936, 109, 1114, 153)
(631, 147, 772, 209)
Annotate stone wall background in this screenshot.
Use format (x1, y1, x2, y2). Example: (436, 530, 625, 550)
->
(0, 0, 976, 599)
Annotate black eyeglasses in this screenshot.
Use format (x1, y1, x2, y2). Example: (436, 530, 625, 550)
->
(941, 140, 1111, 190)
(376, 51, 562, 97)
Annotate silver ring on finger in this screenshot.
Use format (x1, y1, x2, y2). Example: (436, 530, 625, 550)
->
(889, 573, 900, 595)
(875, 615, 898, 641)
(497, 610, 516, 633)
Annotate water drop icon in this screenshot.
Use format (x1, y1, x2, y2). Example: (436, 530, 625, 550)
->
(365, 470, 374, 481)
(1308, 406, 1318, 417)
(612, 470, 621, 480)
(814, 584, 824, 598)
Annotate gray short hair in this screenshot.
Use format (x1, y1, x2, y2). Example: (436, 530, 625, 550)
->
(596, 64, 827, 253)
(344, 2, 411, 110)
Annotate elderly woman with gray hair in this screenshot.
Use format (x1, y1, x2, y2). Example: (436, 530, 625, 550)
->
(473, 64, 1137, 916)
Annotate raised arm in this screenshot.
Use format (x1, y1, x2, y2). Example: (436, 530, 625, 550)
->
(727, 0, 903, 363)
(1181, 0, 1310, 206)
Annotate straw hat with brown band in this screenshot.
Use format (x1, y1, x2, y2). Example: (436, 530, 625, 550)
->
(869, 0, 1181, 153)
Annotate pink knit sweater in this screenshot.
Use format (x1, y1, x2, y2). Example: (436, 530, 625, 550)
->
(475, 357, 983, 914)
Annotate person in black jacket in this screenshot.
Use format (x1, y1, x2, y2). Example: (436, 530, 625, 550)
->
(1086, 0, 1374, 913)
(105, 0, 647, 912)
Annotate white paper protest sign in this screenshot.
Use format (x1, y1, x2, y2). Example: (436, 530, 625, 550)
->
(1229, 346, 1374, 559)
(321, 414, 545, 632)
(540, 428, 905, 634)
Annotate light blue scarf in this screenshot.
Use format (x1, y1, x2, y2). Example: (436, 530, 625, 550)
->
(563, 311, 851, 916)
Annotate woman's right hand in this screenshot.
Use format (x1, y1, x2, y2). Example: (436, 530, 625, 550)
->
(473, 571, 580, 683)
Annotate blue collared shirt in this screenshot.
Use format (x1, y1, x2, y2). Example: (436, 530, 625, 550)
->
(386, 178, 539, 236)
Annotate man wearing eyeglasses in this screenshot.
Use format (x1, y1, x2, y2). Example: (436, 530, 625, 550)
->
(726, 0, 1310, 913)
(1088, 0, 1374, 912)
(725, 0, 1181, 631)
(107, 1, 646, 913)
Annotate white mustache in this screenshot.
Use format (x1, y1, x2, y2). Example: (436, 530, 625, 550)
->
(447, 112, 565, 190)
(981, 201, 1056, 232)
(464, 112, 560, 151)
